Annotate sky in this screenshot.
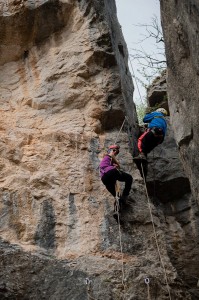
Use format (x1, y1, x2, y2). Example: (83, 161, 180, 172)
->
(115, 0, 161, 104)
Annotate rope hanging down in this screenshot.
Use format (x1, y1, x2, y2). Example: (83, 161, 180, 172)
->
(140, 162, 172, 300)
(112, 118, 128, 298)
(114, 116, 127, 145)
(115, 183, 126, 299)
(129, 58, 145, 106)
(144, 278, 151, 300)
(129, 52, 172, 299)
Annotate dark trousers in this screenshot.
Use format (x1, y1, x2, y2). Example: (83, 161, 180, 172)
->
(138, 128, 164, 155)
(101, 169, 133, 198)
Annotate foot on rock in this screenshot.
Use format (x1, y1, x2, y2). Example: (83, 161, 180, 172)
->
(133, 152, 147, 161)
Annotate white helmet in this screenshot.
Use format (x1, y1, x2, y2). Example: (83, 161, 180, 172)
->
(156, 108, 168, 116)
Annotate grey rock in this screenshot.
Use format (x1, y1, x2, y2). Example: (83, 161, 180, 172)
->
(0, 0, 199, 299)
(160, 0, 199, 205)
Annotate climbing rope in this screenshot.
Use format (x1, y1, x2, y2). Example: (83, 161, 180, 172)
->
(129, 58, 145, 106)
(128, 47, 172, 298)
(114, 116, 127, 145)
(115, 182, 125, 292)
(114, 184, 127, 300)
(76, 133, 79, 171)
(151, 147, 164, 204)
(152, 150, 156, 201)
(140, 162, 172, 300)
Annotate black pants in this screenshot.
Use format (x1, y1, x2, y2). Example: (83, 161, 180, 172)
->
(101, 169, 133, 198)
(138, 128, 164, 155)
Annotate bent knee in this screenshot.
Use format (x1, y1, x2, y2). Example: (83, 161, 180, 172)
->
(127, 174, 133, 183)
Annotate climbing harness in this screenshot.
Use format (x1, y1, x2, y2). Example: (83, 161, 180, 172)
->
(140, 161, 172, 300)
(144, 278, 151, 300)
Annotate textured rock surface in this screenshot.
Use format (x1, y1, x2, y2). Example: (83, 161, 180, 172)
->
(159, 2, 199, 293)
(0, 0, 137, 257)
(147, 76, 199, 299)
(146, 72, 190, 202)
(160, 0, 199, 205)
(147, 70, 168, 113)
(0, 0, 199, 299)
(147, 121, 191, 202)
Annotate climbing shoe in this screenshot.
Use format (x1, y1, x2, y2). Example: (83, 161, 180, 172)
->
(133, 152, 147, 161)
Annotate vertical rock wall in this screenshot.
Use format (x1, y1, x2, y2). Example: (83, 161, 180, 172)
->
(0, 0, 137, 257)
(0, 0, 198, 299)
(160, 0, 199, 205)
(146, 74, 199, 298)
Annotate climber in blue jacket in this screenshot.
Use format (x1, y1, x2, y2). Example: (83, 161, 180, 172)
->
(134, 108, 168, 161)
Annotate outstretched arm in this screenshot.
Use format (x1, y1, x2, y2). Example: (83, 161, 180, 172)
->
(143, 112, 155, 123)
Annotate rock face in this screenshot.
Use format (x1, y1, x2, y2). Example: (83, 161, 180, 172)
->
(159, 3, 199, 294)
(160, 0, 199, 205)
(147, 70, 169, 113)
(146, 75, 199, 299)
(0, 0, 199, 299)
(146, 72, 190, 202)
(147, 121, 191, 202)
(0, 0, 137, 259)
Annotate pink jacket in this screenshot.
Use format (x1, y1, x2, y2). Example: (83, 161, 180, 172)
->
(99, 155, 116, 178)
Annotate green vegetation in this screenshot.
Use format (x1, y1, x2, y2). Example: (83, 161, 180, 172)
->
(136, 101, 147, 125)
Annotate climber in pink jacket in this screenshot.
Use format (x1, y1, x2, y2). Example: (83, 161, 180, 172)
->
(100, 145, 133, 207)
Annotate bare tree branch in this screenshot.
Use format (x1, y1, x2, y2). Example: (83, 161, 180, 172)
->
(130, 15, 166, 88)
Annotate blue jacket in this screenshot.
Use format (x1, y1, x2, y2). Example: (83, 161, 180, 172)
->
(143, 112, 167, 135)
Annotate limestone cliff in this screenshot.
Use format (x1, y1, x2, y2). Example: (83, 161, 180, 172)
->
(147, 73, 199, 299)
(160, 0, 199, 205)
(0, 0, 199, 299)
(159, 2, 199, 296)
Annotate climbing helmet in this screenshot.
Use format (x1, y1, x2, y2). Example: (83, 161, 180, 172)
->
(108, 144, 120, 154)
(156, 108, 168, 116)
